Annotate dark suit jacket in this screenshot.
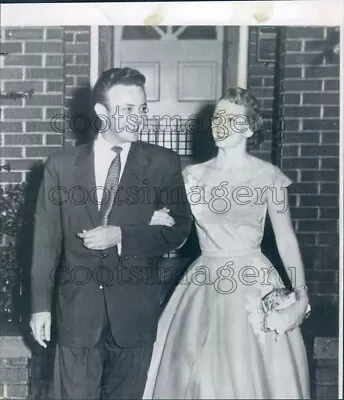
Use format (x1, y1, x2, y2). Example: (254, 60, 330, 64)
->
(31, 140, 192, 348)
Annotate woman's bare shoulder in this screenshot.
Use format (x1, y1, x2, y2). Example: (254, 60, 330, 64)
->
(183, 159, 214, 179)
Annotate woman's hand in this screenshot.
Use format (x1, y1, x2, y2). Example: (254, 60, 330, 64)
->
(149, 207, 176, 227)
(264, 293, 310, 340)
(286, 287, 311, 331)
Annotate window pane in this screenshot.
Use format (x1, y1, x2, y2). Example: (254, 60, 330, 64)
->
(122, 26, 160, 40)
(178, 26, 217, 40)
(172, 26, 182, 33)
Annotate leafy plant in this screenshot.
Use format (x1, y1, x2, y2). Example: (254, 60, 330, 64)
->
(0, 183, 26, 318)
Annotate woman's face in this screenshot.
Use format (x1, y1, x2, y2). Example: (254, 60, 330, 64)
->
(211, 100, 254, 148)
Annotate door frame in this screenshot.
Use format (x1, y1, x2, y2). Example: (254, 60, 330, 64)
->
(90, 25, 248, 90)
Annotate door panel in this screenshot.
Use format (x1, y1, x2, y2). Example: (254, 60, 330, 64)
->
(114, 26, 224, 155)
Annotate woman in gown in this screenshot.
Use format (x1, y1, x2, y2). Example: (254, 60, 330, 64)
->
(144, 88, 311, 399)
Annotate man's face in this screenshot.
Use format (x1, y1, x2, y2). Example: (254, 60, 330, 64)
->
(95, 84, 147, 144)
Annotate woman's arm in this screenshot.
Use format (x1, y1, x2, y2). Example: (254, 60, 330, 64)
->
(267, 188, 307, 295)
(266, 187, 310, 335)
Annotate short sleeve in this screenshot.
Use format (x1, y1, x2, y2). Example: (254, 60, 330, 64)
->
(272, 165, 293, 188)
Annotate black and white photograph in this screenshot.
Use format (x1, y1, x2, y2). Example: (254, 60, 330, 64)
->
(0, 2, 342, 399)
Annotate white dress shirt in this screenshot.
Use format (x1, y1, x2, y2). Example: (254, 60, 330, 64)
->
(93, 133, 131, 254)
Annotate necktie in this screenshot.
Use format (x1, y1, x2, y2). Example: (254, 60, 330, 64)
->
(99, 146, 122, 226)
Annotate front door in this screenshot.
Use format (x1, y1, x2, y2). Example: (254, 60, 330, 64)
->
(113, 26, 225, 156)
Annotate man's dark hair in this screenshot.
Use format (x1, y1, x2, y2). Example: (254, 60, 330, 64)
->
(93, 67, 146, 109)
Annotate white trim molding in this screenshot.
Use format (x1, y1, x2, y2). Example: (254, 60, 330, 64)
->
(113, 26, 123, 67)
(237, 26, 249, 89)
(90, 26, 99, 88)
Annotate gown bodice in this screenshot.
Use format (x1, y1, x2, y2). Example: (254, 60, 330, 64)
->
(183, 162, 292, 257)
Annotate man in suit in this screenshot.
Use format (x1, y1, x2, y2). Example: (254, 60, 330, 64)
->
(30, 67, 192, 399)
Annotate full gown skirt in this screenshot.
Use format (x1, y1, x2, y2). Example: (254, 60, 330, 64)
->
(143, 163, 310, 399)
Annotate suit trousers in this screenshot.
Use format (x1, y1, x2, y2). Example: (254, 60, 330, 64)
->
(49, 298, 154, 400)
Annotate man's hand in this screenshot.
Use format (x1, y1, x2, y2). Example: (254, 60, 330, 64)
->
(30, 312, 51, 348)
(77, 226, 121, 250)
(149, 208, 175, 227)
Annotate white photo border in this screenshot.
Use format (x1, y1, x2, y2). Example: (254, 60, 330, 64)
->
(1, 1, 343, 397)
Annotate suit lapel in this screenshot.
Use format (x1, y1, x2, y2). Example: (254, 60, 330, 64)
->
(109, 140, 149, 226)
(74, 141, 100, 228)
(121, 141, 148, 184)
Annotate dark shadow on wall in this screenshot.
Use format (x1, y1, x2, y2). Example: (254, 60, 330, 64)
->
(15, 161, 44, 342)
(12, 160, 55, 400)
(15, 84, 97, 342)
(191, 103, 218, 164)
(67, 84, 98, 145)
(15, 85, 98, 341)
(15, 84, 98, 400)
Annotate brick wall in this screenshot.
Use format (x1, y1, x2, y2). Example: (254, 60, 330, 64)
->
(247, 26, 340, 336)
(0, 26, 91, 184)
(279, 26, 340, 336)
(247, 27, 277, 162)
(0, 357, 29, 399)
(0, 337, 31, 400)
(313, 337, 339, 399)
(247, 27, 340, 397)
(63, 26, 91, 146)
(0, 27, 65, 184)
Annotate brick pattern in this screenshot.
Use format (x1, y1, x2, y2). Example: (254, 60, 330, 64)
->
(63, 26, 91, 146)
(0, 27, 65, 184)
(0, 26, 91, 184)
(0, 357, 30, 399)
(279, 27, 339, 310)
(247, 27, 277, 162)
(313, 337, 339, 399)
